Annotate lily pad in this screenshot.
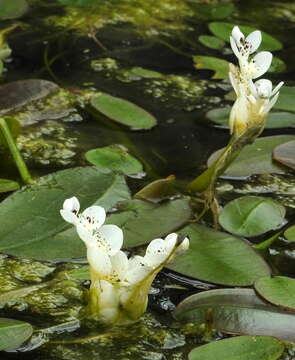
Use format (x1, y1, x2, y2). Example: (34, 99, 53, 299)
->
(134, 175, 177, 203)
(0, 167, 130, 259)
(0, 318, 33, 351)
(173, 288, 295, 341)
(85, 145, 143, 175)
(207, 135, 295, 179)
(198, 36, 225, 50)
(273, 140, 295, 170)
(167, 224, 270, 286)
(219, 196, 286, 237)
(193, 56, 229, 79)
(0, 0, 28, 20)
(284, 225, 295, 241)
(206, 108, 295, 129)
(269, 57, 286, 73)
(274, 87, 295, 112)
(107, 198, 192, 248)
(208, 22, 282, 51)
(0, 179, 20, 193)
(91, 93, 157, 130)
(255, 276, 295, 311)
(188, 336, 284, 360)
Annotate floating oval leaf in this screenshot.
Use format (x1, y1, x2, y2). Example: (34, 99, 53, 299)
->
(107, 198, 192, 248)
(167, 224, 270, 286)
(0, 0, 28, 20)
(0, 318, 33, 350)
(193, 56, 229, 79)
(91, 93, 157, 130)
(188, 336, 284, 360)
(273, 140, 295, 170)
(198, 36, 225, 50)
(219, 196, 286, 237)
(255, 276, 295, 311)
(0, 179, 20, 193)
(134, 175, 177, 203)
(174, 288, 295, 341)
(208, 135, 295, 179)
(68, 266, 90, 281)
(274, 87, 295, 112)
(208, 22, 282, 51)
(269, 57, 286, 73)
(0, 167, 130, 259)
(284, 225, 295, 241)
(85, 145, 143, 175)
(207, 108, 295, 129)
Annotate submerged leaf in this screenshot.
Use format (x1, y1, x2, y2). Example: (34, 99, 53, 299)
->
(85, 145, 143, 175)
(0, 167, 130, 259)
(0, 318, 33, 350)
(208, 22, 282, 51)
(273, 140, 295, 170)
(207, 135, 295, 179)
(219, 196, 286, 237)
(167, 224, 270, 286)
(255, 276, 295, 311)
(91, 93, 157, 130)
(174, 288, 295, 341)
(0, 0, 28, 20)
(193, 56, 229, 79)
(188, 336, 284, 360)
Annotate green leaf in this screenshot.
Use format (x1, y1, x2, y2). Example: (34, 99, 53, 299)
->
(85, 145, 143, 175)
(0, 179, 19, 193)
(274, 87, 295, 112)
(0, 0, 28, 20)
(188, 336, 284, 360)
(207, 135, 295, 179)
(107, 198, 192, 248)
(273, 140, 295, 170)
(193, 56, 229, 79)
(206, 108, 295, 129)
(68, 266, 90, 281)
(174, 288, 295, 341)
(167, 224, 270, 286)
(284, 225, 295, 241)
(91, 93, 157, 130)
(0, 167, 130, 259)
(208, 22, 282, 51)
(57, 0, 97, 6)
(134, 175, 177, 203)
(0, 318, 33, 350)
(198, 36, 225, 50)
(219, 196, 286, 237)
(269, 57, 286, 73)
(190, 3, 234, 20)
(255, 276, 295, 311)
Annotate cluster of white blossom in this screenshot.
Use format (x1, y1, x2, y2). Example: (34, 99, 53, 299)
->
(229, 26, 283, 135)
(60, 197, 189, 325)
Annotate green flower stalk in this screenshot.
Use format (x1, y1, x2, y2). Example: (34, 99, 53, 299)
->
(60, 197, 189, 325)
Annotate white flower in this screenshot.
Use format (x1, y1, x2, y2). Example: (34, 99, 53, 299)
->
(228, 26, 284, 135)
(60, 197, 189, 325)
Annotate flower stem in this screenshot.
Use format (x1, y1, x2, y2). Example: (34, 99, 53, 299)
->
(253, 231, 283, 250)
(0, 117, 33, 185)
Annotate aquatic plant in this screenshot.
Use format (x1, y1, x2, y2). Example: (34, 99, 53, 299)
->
(60, 196, 189, 325)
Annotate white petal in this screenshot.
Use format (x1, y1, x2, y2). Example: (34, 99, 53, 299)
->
(164, 233, 178, 253)
(144, 238, 168, 267)
(246, 30, 261, 54)
(81, 206, 106, 228)
(264, 92, 280, 113)
(251, 51, 272, 79)
(98, 224, 123, 256)
(60, 209, 78, 225)
(125, 255, 151, 284)
(176, 237, 190, 254)
(247, 95, 257, 104)
(255, 79, 272, 98)
(63, 197, 80, 213)
(87, 246, 112, 278)
(229, 69, 238, 95)
(110, 250, 128, 281)
(230, 36, 240, 58)
(232, 26, 244, 43)
(249, 80, 258, 98)
(271, 81, 284, 96)
(76, 223, 96, 245)
(93, 280, 119, 322)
